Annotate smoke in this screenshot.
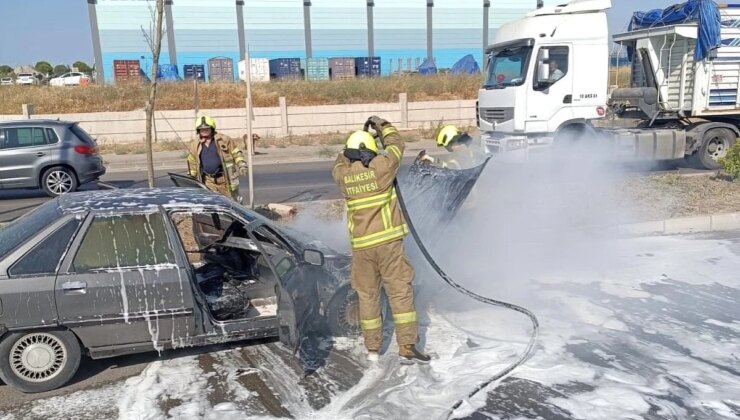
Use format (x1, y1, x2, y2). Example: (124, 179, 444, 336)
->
(397, 131, 639, 348)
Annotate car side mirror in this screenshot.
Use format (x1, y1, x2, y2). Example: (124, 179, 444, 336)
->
(537, 61, 550, 84)
(303, 249, 324, 266)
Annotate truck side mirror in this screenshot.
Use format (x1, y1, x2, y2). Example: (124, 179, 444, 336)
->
(535, 48, 551, 89)
(537, 61, 551, 83)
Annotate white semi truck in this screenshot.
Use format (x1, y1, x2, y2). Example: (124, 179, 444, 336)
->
(477, 0, 740, 169)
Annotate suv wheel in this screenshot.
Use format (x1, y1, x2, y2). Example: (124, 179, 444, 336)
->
(41, 166, 78, 197)
(0, 330, 82, 393)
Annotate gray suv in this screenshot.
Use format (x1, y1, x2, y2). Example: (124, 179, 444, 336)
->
(0, 120, 106, 196)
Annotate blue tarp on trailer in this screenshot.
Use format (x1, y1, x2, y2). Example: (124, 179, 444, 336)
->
(450, 54, 480, 75)
(628, 0, 720, 61)
(418, 58, 437, 75)
(157, 64, 181, 81)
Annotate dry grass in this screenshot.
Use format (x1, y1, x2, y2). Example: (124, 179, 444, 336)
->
(0, 74, 483, 115)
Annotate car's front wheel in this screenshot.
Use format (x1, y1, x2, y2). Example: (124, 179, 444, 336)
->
(0, 330, 82, 393)
(326, 287, 391, 337)
(41, 166, 78, 197)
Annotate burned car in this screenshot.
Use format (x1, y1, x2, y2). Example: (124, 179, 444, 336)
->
(0, 187, 358, 393)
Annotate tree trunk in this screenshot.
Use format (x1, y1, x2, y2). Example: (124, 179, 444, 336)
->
(145, 0, 165, 188)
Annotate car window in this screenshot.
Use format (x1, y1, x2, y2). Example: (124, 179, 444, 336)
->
(9, 217, 82, 277)
(253, 225, 297, 278)
(73, 213, 175, 271)
(69, 124, 95, 145)
(46, 128, 59, 144)
(0, 127, 47, 149)
(0, 201, 63, 259)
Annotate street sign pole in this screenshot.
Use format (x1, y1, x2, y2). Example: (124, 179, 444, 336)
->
(244, 44, 255, 209)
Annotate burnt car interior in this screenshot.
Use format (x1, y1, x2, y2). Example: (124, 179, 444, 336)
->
(171, 211, 294, 322)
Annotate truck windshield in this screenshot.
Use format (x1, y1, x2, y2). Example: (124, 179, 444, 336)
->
(484, 46, 532, 89)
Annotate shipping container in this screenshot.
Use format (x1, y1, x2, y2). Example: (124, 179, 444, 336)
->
(208, 57, 234, 82)
(329, 57, 356, 80)
(355, 56, 381, 77)
(183, 64, 206, 81)
(238, 58, 270, 83)
(269, 58, 302, 80)
(304, 57, 329, 81)
(113, 59, 142, 83)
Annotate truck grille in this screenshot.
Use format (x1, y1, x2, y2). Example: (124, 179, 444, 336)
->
(480, 107, 514, 124)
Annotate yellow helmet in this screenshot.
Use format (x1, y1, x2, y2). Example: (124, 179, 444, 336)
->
(345, 130, 378, 154)
(435, 125, 461, 148)
(195, 115, 216, 132)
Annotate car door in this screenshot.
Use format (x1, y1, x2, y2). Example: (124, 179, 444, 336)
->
(249, 223, 316, 352)
(55, 210, 197, 352)
(0, 126, 56, 188)
(0, 215, 84, 330)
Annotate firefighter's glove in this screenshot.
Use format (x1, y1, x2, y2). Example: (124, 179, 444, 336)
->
(239, 165, 248, 176)
(416, 150, 434, 165)
(367, 115, 390, 130)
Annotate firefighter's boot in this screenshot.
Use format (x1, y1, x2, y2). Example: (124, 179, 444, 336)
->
(399, 344, 431, 364)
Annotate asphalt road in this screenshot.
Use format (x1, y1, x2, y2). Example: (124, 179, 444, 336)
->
(0, 160, 342, 223)
(0, 156, 713, 223)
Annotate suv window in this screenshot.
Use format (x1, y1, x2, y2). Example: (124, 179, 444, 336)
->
(0, 201, 63, 259)
(9, 218, 82, 277)
(73, 213, 176, 271)
(69, 124, 95, 145)
(0, 127, 48, 149)
(46, 128, 59, 144)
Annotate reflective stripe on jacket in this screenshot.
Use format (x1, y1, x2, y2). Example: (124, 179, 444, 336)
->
(187, 133, 246, 192)
(332, 125, 408, 250)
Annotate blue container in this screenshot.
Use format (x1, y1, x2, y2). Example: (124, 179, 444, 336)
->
(183, 64, 205, 81)
(269, 58, 302, 80)
(156, 64, 180, 81)
(355, 56, 381, 77)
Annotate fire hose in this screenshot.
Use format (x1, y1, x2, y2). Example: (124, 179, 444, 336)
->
(364, 119, 540, 419)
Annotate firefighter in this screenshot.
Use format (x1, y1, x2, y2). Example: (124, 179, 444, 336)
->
(187, 116, 248, 203)
(418, 125, 484, 170)
(332, 115, 431, 364)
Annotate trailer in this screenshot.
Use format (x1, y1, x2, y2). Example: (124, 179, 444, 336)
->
(477, 0, 740, 169)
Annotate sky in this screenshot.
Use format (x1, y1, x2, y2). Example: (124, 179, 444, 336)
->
(0, 0, 681, 67)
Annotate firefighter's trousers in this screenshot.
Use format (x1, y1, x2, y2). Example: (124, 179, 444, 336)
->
(351, 239, 418, 350)
(203, 173, 239, 202)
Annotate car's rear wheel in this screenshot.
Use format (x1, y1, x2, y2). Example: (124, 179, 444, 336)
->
(41, 166, 78, 197)
(0, 330, 82, 393)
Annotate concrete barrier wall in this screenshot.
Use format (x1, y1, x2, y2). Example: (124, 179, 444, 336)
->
(0, 95, 477, 144)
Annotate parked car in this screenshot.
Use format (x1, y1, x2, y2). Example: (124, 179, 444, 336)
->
(0, 77, 13, 86)
(0, 120, 106, 196)
(0, 186, 358, 393)
(15, 73, 39, 86)
(49, 72, 90, 87)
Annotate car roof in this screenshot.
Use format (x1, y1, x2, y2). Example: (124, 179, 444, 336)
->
(56, 187, 248, 215)
(0, 119, 75, 127)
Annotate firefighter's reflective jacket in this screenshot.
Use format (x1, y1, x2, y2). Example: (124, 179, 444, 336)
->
(332, 125, 409, 250)
(187, 133, 246, 192)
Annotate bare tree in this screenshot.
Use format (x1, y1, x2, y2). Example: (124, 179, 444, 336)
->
(141, 0, 165, 188)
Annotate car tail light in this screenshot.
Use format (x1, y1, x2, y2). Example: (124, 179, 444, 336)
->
(74, 145, 97, 155)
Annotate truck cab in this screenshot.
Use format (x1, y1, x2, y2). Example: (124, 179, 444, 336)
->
(478, 0, 611, 156)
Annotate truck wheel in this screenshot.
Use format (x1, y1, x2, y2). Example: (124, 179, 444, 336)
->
(688, 128, 736, 170)
(0, 330, 82, 393)
(41, 166, 79, 197)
